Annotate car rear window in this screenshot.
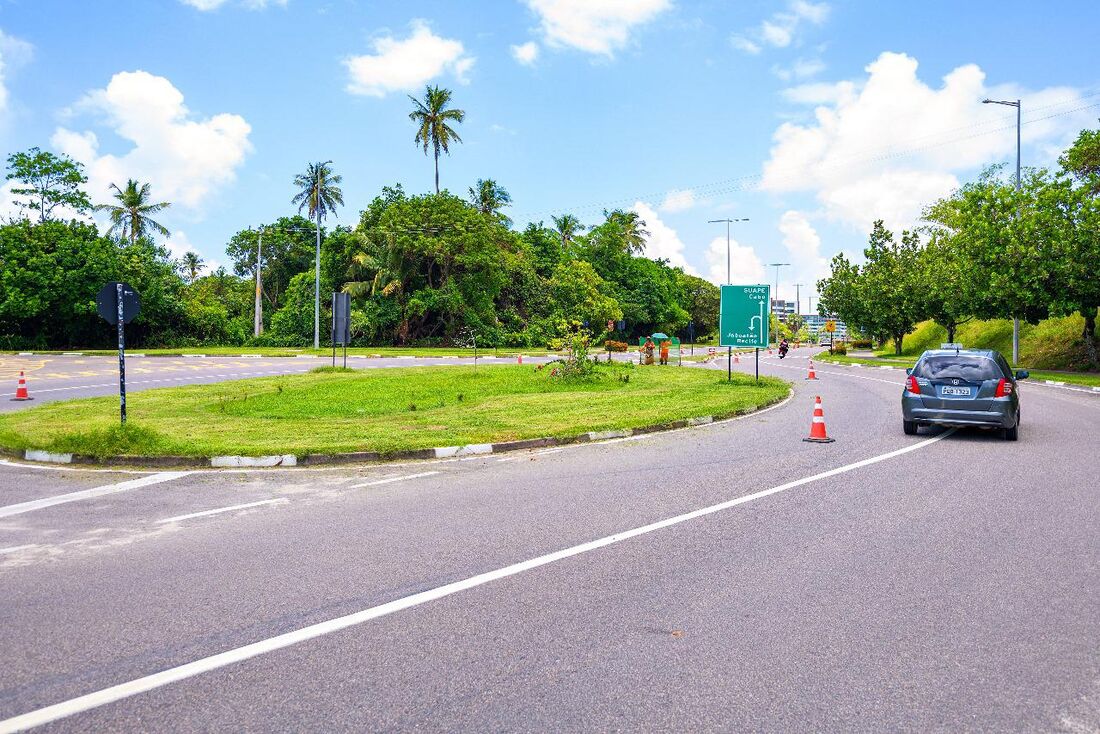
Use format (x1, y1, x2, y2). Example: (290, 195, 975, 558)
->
(913, 355, 1004, 381)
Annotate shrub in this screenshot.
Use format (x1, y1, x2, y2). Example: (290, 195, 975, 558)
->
(604, 339, 629, 352)
(851, 339, 873, 349)
(831, 342, 848, 356)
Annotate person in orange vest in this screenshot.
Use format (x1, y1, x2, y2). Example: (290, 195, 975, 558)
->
(659, 340, 670, 365)
(642, 337, 655, 365)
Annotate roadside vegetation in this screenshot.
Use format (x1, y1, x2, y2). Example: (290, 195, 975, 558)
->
(0, 364, 788, 458)
(818, 127, 1100, 370)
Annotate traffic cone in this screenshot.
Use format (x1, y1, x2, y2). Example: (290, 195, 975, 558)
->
(517, 354, 523, 365)
(805, 360, 818, 380)
(803, 396, 834, 443)
(734, 352, 740, 364)
(11, 371, 32, 401)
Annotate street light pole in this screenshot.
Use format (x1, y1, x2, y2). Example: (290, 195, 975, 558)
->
(767, 263, 790, 343)
(314, 168, 322, 350)
(708, 218, 750, 381)
(254, 229, 263, 337)
(794, 283, 805, 318)
(983, 97, 1022, 365)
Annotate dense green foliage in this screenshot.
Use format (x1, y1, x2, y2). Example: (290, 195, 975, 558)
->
(819, 127, 1100, 367)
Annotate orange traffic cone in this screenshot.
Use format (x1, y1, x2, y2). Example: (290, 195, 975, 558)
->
(803, 396, 834, 443)
(517, 354, 523, 365)
(11, 371, 32, 401)
(805, 360, 818, 380)
(734, 352, 741, 364)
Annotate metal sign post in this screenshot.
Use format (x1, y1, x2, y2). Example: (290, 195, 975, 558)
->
(719, 284, 771, 382)
(331, 292, 351, 368)
(96, 282, 141, 424)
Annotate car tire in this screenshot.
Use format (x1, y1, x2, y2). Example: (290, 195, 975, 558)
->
(1004, 413, 1019, 441)
(903, 420, 918, 435)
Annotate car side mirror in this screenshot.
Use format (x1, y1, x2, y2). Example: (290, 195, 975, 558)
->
(1015, 370, 1029, 380)
(905, 368, 912, 376)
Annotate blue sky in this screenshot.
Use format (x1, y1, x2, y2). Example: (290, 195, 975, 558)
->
(1, 0, 1097, 307)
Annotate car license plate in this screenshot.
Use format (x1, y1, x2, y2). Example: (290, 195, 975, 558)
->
(941, 386, 971, 396)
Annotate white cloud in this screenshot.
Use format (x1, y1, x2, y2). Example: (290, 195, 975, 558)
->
(778, 210, 829, 298)
(523, 0, 671, 57)
(659, 189, 697, 213)
(344, 20, 474, 97)
(52, 70, 252, 212)
(0, 30, 33, 121)
(180, 0, 286, 10)
(705, 235, 765, 286)
(511, 41, 540, 66)
(732, 1, 829, 54)
(632, 201, 696, 273)
(762, 52, 1092, 232)
(773, 57, 825, 82)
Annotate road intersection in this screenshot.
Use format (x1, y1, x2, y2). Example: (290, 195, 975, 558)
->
(1, 347, 1098, 731)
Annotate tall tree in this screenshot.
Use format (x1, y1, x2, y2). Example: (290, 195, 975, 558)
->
(468, 179, 512, 226)
(601, 209, 649, 254)
(551, 214, 582, 250)
(408, 85, 465, 194)
(180, 251, 204, 284)
(5, 147, 92, 223)
(292, 160, 344, 348)
(96, 179, 171, 244)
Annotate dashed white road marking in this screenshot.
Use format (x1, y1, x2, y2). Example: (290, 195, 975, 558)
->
(0, 472, 191, 519)
(0, 544, 38, 554)
(0, 429, 955, 733)
(157, 498, 288, 524)
(350, 471, 440, 488)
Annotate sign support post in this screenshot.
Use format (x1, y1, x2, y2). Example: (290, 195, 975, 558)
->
(116, 283, 126, 424)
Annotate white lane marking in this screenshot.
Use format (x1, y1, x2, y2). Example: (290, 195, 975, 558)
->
(350, 471, 440, 488)
(157, 498, 288, 524)
(533, 448, 564, 456)
(0, 460, 148, 475)
(495, 456, 519, 463)
(0, 544, 38, 554)
(0, 429, 954, 733)
(0, 472, 191, 519)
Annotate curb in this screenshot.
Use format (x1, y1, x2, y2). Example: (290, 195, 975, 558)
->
(2, 397, 789, 470)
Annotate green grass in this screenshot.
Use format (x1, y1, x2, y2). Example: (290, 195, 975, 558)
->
(877, 315, 1099, 371)
(0, 364, 789, 458)
(2, 346, 557, 358)
(813, 351, 1100, 388)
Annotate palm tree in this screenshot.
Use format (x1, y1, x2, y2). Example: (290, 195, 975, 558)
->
(603, 208, 649, 254)
(96, 179, 171, 244)
(180, 251, 203, 284)
(551, 214, 583, 247)
(408, 85, 465, 194)
(468, 179, 512, 225)
(291, 160, 344, 348)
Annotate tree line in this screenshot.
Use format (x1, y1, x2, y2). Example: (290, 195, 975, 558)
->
(817, 126, 1100, 369)
(0, 85, 719, 350)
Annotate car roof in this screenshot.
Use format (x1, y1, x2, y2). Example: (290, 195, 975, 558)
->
(919, 348, 1001, 359)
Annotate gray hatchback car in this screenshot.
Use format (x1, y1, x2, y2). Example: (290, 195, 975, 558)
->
(901, 348, 1028, 440)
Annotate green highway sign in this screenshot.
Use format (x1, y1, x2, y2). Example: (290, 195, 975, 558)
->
(719, 284, 770, 348)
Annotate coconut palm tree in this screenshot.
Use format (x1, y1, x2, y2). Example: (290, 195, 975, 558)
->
(96, 179, 171, 244)
(602, 208, 649, 254)
(468, 179, 512, 225)
(180, 251, 203, 284)
(551, 214, 583, 247)
(408, 85, 465, 194)
(291, 160, 344, 348)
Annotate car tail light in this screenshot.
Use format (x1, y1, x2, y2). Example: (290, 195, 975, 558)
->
(995, 378, 1012, 397)
(906, 375, 920, 394)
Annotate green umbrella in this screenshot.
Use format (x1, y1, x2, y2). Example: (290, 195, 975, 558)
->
(651, 333, 670, 340)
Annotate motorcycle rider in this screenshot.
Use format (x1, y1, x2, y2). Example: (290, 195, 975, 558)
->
(779, 337, 790, 358)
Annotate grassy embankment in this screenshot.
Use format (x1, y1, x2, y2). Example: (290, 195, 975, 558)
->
(0, 364, 788, 458)
(816, 315, 1100, 388)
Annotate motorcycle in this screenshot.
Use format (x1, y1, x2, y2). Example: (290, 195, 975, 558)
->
(778, 343, 789, 359)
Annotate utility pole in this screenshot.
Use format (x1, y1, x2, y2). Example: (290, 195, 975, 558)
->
(254, 228, 263, 337)
(794, 283, 805, 317)
(983, 97, 1022, 365)
(767, 263, 790, 342)
(314, 167, 322, 350)
(708, 218, 750, 380)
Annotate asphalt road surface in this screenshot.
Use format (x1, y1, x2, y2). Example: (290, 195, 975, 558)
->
(1, 346, 1098, 731)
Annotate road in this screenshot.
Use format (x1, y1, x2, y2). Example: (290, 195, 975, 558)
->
(1, 346, 1098, 731)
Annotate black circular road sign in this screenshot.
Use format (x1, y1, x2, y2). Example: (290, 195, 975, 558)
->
(96, 282, 141, 325)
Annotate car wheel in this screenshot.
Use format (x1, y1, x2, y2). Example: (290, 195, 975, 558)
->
(1004, 413, 1019, 441)
(903, 420, 918, 435)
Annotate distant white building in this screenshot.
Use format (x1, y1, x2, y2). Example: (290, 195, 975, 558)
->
(802, 314, 848, 341)
(771, 299, 796, 320)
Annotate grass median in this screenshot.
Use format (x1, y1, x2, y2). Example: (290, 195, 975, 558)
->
(0, 364, 789, 459)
